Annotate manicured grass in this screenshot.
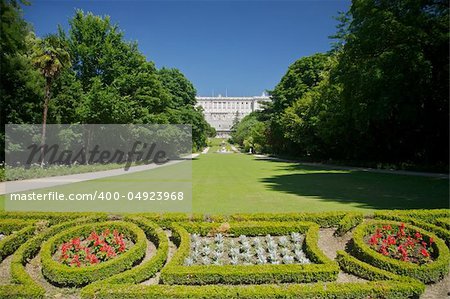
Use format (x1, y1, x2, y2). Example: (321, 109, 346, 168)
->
(1, 151, 448, 213)
(192, 152, 448, 214)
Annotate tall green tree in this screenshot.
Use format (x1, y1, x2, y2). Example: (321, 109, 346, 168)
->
(335, 0, 449, 164)
(0, 0, 43, 161)
(31, 34, 71, 158)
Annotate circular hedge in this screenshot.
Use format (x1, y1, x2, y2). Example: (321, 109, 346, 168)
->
(41, 221, 146, 287)
(351, 220, 449, 283)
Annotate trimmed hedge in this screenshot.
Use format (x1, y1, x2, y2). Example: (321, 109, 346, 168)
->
(374, 209, 450, 223)
(0, 219, 35, 234)
(160, 221, 339, 285)
(0, 217, 106, 299)
(0, 224, 35, 262)
(41, 221, 147, 287)
(81, 217, 169, 298)
(374, 211, 450, 247)
(139, 211, 349, 228)
(350, 220, 450, 283)
(76, 281, 425, 299)
(0, 211, 108, 225)
(334, 212, 364, 237)
(436, 218, 450, 230)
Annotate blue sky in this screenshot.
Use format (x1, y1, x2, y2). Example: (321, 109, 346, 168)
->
(23, 0, 350, 96)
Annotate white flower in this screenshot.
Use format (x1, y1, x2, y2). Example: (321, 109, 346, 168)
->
(202, 245, 211, 256)
(216, 242, 225, 251)
(230, 256, 239, 265)
(278, 236, 289, 247)
(202, 256, 210, 265)
(253, 237, 261, 246)
(256, 253, 267, 264)
(241, 241, 251, 252)
(212, 250, 223, 260)
(294, 250, 310, 264)
(184, 257, 194, 266)
(282, 255, 294, 264)
(294, 243, 303, 252)
(255, 247, 266, 256)
(280, 247, 290, 256)
(267, 240, 278, 251)
(230, 247, 240, 257)
(239, 235, 247, 243)
(241, 251, 253, 262)
(214, 233, 224, 243)
(269, 252, 278, 263)
(291, 232, 302, 243)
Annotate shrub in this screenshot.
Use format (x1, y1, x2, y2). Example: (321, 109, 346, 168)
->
(0, 224, 35, 262)
(436, 218, 450, 230)
(334, 212, 363, 236)
(160, 221, 339, 285)
(0, 217, 102, 299)
(79, 281, 425, 299)
(374, 211, 450, 247)
(81, 217, 169, 298)
(350, 220, 449, 283)
(41, 221, 146, 287)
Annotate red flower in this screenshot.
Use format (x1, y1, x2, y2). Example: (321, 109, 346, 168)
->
(429, 237, 434, 244)
(414, 232, 422, 240)
(387, 235, 396, 245)
(420, 248, 430, 258)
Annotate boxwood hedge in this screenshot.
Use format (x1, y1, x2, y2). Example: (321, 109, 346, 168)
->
(0, 216, 106, 299)
(350, 220, 450, 283)
(78, 280, 425, 299)
(41, 221, 147, 287)
(160, 221, 339, 285)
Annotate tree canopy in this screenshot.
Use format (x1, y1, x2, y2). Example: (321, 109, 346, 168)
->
(233, 0, 448, 170)
(1, 4, 214, 159)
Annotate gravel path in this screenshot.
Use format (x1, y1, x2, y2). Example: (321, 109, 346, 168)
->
(0, 255, 12, 285)
(318, 228, 366, 283)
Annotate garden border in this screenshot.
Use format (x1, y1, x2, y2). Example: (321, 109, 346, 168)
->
(160, 221, 339, 285)
(40, 221, 147, 287)
(350, 220, 450, 283)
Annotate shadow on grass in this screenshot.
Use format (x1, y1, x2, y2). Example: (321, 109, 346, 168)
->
(258, 159, 449, 210)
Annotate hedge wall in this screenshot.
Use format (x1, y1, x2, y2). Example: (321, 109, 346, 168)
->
(350, 220, 450, 283)
(78, 280, 425, 299)
(41, 221, 147, 287)
(160, 221, 339, 285)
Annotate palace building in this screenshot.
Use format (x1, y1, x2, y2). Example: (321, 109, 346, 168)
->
(196, 93, 271, 138)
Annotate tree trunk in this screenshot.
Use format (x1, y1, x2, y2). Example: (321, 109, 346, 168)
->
(40, 77, 51, 167)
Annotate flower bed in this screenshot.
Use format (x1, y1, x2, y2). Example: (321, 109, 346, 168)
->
(351, 220, 450, 283)
(185, 233, 310, 266)
(41, 221, 147, 287)
(161, 221, 339, 285)
(366, 222, 434, 264)
(55, 228, 131, 267)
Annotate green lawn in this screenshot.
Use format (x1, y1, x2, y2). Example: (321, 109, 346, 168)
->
(1, 151, 448, 213)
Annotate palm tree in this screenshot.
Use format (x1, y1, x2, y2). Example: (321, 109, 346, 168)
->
(31, 34, 71, 165)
